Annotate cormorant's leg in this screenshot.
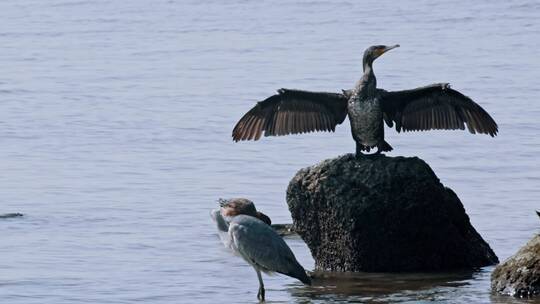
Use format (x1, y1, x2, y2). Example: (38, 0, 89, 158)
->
(255, 268, 265, 302)
(355, 142, 365, 158)
(375, 144, 386, 155)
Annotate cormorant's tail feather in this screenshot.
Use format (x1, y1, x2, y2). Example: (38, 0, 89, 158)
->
(379, 140, 393, 152)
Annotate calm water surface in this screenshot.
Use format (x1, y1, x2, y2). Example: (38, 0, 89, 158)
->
(1, 0, 540, 303)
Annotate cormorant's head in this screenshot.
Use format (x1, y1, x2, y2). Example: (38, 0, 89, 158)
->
(363, 44, 400, 69)
(218, 198, 272, 225)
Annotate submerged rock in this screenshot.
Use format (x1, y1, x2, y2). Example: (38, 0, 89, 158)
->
(491, 234, 540, 297)
(271, 223, 296, 237)
(0, 213, 23, 219)
(287, 154, 498, 272)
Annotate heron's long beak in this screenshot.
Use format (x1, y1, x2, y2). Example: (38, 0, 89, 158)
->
(218, 198, 229, 207)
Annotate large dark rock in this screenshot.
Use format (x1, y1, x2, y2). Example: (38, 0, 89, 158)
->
(491, 234, 540, 297)
(287, 154, 498, 272)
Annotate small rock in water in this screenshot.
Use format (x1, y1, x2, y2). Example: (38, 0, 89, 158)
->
(271, 223, 296, 237)
(491, 234, 540, 297)
(0, 213, 23, 219)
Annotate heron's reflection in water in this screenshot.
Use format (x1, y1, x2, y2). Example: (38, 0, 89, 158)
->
(288, 270, 477, 303)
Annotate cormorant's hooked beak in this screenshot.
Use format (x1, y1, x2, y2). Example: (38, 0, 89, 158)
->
(379, 44, 400, 56)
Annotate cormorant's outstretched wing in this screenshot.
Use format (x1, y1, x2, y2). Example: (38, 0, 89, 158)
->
(379, 83, 498, 136)
(232, 89, 349, 141)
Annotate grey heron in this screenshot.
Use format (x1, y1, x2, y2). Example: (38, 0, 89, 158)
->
(211, 198, 311, 301)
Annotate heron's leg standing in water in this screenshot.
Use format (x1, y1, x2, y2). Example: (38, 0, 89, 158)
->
(255, 268, 265, 301)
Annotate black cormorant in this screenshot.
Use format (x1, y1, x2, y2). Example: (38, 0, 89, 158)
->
(232, 45, 498, 155)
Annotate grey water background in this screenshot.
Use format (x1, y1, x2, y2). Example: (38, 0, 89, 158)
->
(1, 0, 539, 303)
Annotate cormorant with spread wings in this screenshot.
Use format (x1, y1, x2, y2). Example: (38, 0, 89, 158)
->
(232, 45, 497, 156)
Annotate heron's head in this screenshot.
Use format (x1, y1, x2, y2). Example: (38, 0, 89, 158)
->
(218, 198, 272, 225)
(363, 44, 399, 69)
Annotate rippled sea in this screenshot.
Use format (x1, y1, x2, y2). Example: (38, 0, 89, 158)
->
(1, 0, 540, 303)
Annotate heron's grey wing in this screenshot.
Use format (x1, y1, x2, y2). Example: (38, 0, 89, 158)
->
(232, 89, 349, 141)
(379, 84, 498, 136)
(229, 216, 309, 284)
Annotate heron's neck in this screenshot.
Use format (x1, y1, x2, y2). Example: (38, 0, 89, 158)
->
(212, 210, 230, 232)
